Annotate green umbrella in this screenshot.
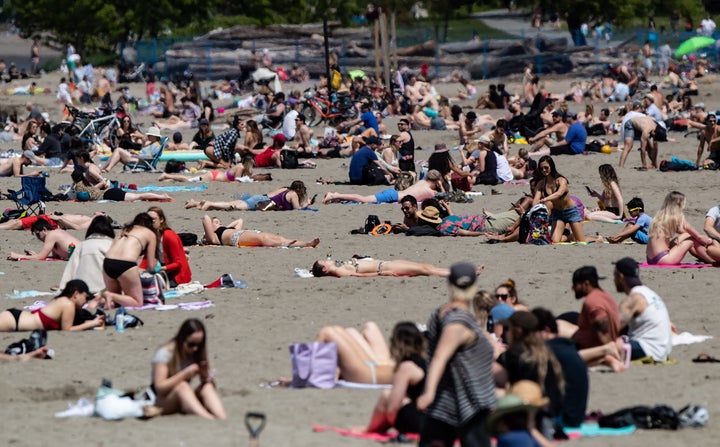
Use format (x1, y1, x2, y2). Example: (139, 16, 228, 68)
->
(675, 36, 716, 57)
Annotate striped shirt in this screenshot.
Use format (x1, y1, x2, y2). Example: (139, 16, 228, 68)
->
(425, 306, 496, 426)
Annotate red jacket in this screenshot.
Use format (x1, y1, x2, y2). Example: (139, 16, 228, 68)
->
(140, 229, 192, 284)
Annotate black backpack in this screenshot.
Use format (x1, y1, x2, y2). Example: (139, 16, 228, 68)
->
(165, 160, 186, 173)
(281, 149, 299, 169)
(364, 215, 381, 233)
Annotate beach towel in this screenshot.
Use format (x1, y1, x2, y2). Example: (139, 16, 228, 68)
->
(639, 262, 714, 268)
(631, 356, 678, 365)
(564, 423, 636, 437)
(672, 332, 713, 346)
(312, 426, 419, 443)
(336, 380, 392, 389)
(127, 184, 208, 193)
(6, 290, 54, 299)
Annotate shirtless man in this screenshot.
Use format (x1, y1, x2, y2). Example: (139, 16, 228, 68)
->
(618, 114, 663, 169)
(696, 114, 720, 167)
(311, 257, 484, 278)
(392, 195, 419, 233)
(322, 169, 444, 204)
(458, 111, 481, 145)
(0, 151, 43, 177)
(6, 219, 80, 261)
(291, 115, 315, 156)
(404, 74, 423, 104)
(529, 110, 567, 152)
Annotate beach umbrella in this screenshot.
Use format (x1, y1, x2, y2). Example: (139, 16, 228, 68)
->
(675, 36, 716, 57)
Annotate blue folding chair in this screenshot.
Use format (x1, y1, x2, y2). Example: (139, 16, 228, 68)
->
(7, 176, 52, 216)
(124, 137, 167, 172)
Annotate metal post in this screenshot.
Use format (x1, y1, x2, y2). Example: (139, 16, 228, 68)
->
(324, 13, 331, 96)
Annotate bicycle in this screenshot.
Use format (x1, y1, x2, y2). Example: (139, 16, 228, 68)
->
(300, 89, 358, 127)
(66, 105, 122, 150)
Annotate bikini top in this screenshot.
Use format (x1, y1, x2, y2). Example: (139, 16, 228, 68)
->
(541, 176, 568, 200)
(215, 226, 228, 242)
(122, 232, 147, 255)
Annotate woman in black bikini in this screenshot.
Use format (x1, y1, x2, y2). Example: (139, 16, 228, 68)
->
(201, 215, 320, 248)
(101, 213, 159, 308)
(0, 279, 104, 332)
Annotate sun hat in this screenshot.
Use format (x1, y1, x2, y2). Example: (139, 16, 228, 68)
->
(416, 206, 442, 224)
(146, 126, 162, 138)
(477, 134, 492, 145)
(487, 393, 541, 435)
(22, 150, 37, 164)
(433, 143, 449, 153)
(511, 380, 550, 407)
(644, 93, 655, 102)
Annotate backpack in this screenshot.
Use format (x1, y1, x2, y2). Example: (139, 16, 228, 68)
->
(364, 215, 381, 233)
(599, 405, 679, 430)
(178, 232, 198, 246)
(164, 160, 186, 173)
(520, 204, 552, 245)
(281, 149, 299, 169)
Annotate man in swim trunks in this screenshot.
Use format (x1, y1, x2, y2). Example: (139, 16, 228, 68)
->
(311, 257, 484, 278)
(322, 169, 443, 204)
(618, 113, 661, 169)
(6, 219, 80, 261)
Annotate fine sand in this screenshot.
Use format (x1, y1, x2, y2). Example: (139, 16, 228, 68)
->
(1, 38, 719, 447)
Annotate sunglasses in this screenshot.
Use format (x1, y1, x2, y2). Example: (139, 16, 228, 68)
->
(401, 206, 412, 211)
(495, 294, 509, 301)
(186, 340, 202, 348)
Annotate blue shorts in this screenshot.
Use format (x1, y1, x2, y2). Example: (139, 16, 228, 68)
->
(632, 230, 649, 244)
(629, 339, 647, 360)
(374, 188, 399, 203)
(240, 194, 269, 209)
(551, 205, 583, 223)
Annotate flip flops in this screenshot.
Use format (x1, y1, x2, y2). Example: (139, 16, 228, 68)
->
(692, 353, 720, 363)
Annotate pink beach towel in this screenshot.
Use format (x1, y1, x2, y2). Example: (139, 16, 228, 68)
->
(639, 262, 715, 269)
(313, 426, 419, 443)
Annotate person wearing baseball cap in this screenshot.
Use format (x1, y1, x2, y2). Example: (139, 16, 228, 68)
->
(568, 266, 621, 351)
(418, 262, 496, 447)
(563, 265, 625, 372)
(613, 257, 672, 362)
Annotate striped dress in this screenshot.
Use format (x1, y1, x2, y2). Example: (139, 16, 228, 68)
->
(425, 307, 496, 426)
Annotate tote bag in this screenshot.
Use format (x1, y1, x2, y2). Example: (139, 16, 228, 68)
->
(289, 342, 338, 389)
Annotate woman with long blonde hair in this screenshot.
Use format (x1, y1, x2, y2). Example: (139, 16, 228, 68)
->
(646, 191, 711, 264)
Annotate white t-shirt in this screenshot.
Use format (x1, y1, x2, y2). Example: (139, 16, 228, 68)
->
(495, 154, 514, 182)
(628, 285, 672, 362)
(706, 205, 720, 232)
(620, 111, 645, 140)
(701, 18, 716, 36)
(282, 110, 299, 140)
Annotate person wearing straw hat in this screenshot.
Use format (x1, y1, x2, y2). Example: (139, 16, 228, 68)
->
(101, 126, 163, 172)
(417, 262, 494, 447)
(488, 381, 552, 447)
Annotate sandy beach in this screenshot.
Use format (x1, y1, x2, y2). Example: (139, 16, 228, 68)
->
(0, 32, 719, 447)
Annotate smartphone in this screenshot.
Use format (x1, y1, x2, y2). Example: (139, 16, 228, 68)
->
(585, 186, 596, 196)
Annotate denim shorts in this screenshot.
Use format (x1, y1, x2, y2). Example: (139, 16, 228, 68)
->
(240, 194, 269, 209)
(551, 205, 583, 223)
(623, 121, 635, 140)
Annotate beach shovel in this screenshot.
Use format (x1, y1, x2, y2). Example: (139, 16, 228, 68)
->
(245, 412, 266, 447)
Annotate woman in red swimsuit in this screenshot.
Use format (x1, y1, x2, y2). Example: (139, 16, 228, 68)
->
(0, 280, 104, 332)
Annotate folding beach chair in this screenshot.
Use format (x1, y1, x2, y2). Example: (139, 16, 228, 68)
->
(7, 176, 52, 216)
(124, 137, 167, 172)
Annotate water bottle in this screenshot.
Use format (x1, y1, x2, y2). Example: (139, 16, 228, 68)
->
(115, 307, 126, 333)
(67, 243, 75, 259)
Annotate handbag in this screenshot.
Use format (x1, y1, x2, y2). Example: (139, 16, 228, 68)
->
(140, 272, 167, 305)
(289, 342, 338, 389)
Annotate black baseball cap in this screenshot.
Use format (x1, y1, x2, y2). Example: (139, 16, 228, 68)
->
(448, 262, 477, 289)
(614, 257, 642, 286)
(572, 266, 605, 285)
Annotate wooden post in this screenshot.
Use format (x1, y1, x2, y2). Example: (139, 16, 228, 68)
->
(380, 11, 390, 89)
(391, 12, 398, 75)
(374, 19, 381, 85)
